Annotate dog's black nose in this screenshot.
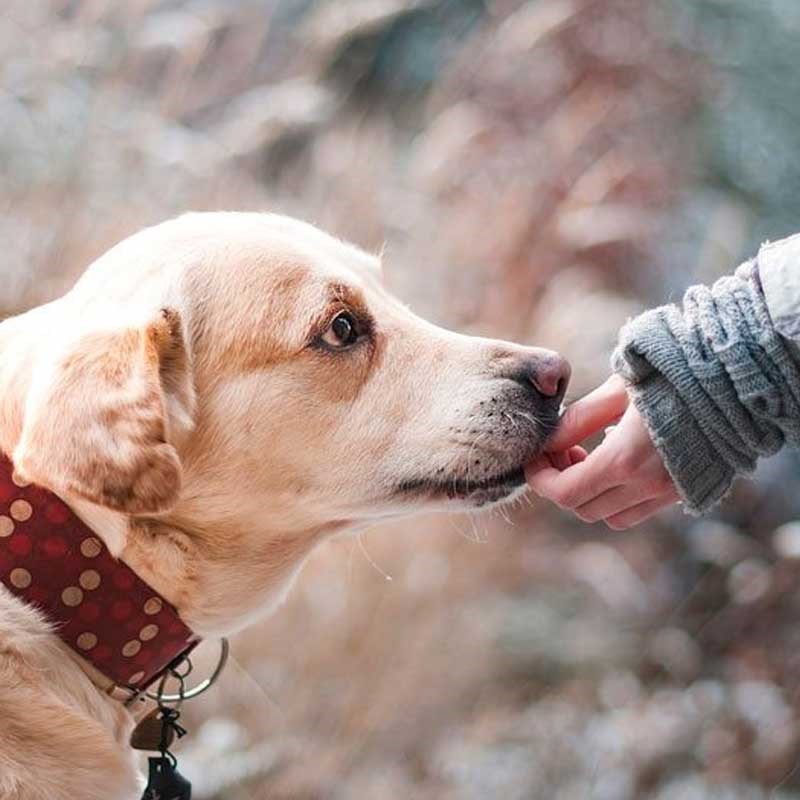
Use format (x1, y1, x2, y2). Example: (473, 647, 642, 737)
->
(530, 353, 571, 400)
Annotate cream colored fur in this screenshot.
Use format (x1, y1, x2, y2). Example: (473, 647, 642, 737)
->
(0, 212, 566, 799)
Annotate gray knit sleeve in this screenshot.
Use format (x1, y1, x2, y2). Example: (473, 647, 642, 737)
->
(611, 260, 800, 514)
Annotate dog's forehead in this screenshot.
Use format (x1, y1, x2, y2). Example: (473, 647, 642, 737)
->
(276, 238, 379, 291)
(176, 212, 382, 298)
(258, 213, 382, 280)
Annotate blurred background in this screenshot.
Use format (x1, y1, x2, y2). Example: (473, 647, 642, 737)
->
(4, 1, 800, 797)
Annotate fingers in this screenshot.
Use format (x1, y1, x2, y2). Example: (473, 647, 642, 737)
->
(574, 478, 672, 523)
(528, 446, 589, 476)
(548, 450, 572, 471)
(548, 446, 588, 471)
(525, 446, 619, 510)
(547, 374, 629, 452)
(529, 384, 678, 530)
(567, 445, 588, 465)
(605, 495, 677, 530)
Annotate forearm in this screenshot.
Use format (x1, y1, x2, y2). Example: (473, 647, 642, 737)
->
(612, 254, 800, 514)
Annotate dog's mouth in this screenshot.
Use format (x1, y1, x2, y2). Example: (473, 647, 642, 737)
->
(396, 464, 527, 507)
(391, 398, 561, 509)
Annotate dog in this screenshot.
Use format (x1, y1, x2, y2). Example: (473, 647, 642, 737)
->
(0, 212, 569, 799)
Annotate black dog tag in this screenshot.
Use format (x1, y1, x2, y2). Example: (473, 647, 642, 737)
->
(141, 756, 192, 800)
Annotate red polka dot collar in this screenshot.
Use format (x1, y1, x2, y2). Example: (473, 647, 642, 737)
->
(0, 454, 198, 695)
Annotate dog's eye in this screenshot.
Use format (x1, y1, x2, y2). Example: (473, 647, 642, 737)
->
(321, 312, 360, 349)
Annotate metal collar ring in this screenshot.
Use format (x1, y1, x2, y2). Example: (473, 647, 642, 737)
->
(144, 638, 230, 703)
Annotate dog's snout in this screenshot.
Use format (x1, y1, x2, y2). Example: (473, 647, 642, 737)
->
(502, 349, 570, 402)
(530, 353, 571, 400)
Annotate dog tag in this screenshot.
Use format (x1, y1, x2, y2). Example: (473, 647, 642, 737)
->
(141, 756, 192, 800)
(131, 708, 176, 752)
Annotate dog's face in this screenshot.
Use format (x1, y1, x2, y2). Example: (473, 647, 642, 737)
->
(170, 214, 569, 534)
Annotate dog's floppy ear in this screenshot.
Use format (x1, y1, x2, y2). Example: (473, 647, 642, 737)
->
(13, 308, 195, 515)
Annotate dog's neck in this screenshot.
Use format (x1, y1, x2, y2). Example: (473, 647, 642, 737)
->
(120, 513, 331, 637)
(0, 313, 336, 640)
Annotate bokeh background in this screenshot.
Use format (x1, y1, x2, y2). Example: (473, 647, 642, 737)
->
(4, 1, 800, 797)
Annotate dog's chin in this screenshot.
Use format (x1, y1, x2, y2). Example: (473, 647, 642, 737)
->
(396, 465, 529, 509)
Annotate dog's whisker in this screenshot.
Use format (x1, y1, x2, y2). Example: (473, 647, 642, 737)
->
(514, 409, 540, 430)
(469, 512, 486, 543)
(464, 512, 484, 544)
(475, 512, 491, 542)
(448, 514, 481, 544)
(356, 533, 393, 582)
(521, 492, 533, 509)
(494, 502, 514, 527)
(465, 432, 490, 493)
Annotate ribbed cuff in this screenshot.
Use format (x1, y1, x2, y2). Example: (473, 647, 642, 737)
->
(617, 361, 735, 514)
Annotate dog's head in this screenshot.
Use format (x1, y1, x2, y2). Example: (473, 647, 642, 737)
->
(10, 213, 569, 540)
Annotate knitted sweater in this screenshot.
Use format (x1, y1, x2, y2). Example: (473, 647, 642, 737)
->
(612, 235, 800, 514)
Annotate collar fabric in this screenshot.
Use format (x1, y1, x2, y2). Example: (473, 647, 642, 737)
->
(0, 454, 197, 692)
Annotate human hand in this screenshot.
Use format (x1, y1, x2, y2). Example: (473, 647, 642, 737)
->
(525, 375, 680, 529)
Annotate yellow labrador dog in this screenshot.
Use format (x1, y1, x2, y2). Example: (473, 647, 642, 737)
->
(0, 212, 569, 799)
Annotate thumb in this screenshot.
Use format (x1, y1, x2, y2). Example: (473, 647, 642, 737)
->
(546, 374, 629, 451)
